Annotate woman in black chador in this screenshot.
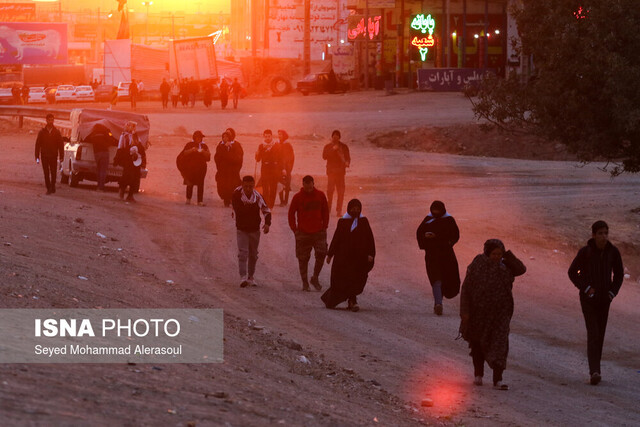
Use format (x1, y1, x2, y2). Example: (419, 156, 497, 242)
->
(322, 199, 375, 312)
(416, 200, 460, 315)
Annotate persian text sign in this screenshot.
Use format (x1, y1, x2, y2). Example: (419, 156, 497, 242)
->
(0, 3, 35, 22)
(417, 68, 494, 91)
(268, 0, 340, 59)
(0, 22, 68, 65)
(0, 309, 224, 363)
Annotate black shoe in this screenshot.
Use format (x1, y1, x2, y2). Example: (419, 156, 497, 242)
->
(302, 281, 310, 292)
(590, 372, 601, 385)
(51, 185, 56, 193)
(310, 276, 322, 291)
(434, 304, 443, 316)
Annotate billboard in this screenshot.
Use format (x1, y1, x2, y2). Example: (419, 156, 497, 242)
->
(0, 22, 68, 65)
(0, 3, 35, 22)
(169, 36, 218, 81)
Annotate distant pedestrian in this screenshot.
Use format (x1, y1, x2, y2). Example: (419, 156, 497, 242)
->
(108, 86, 118, 109)
(231, 78, 242, 109)
(115, 121, 146, 202)
(203, 80, 214, 108)
(214, 128, 244, 207)
(170, 80, 180, 108)
(129, 79, 138, 110)
(86, 124, 116, 191)
(188, 78, 198, 107)
(277, 129, 294, 206)
(34, 113, 64, 195)
(322, 130, 350, 217)
(180, 80, 188, 107)
(160, 78, 170, 109)
(232, 175, 271, 288)
(323, 199, 375, 311)
(416, 200, 461, 315)
(177, 130, 211, 206)
(459, 239, 526, 390)
(219, 78, 229, 109)
(21, 85, 29, 104)
(255, 129, 281, 209)
(568, 220, 624, 386)
(288, 175, 329, 291)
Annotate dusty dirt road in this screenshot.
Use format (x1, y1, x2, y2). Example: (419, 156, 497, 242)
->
(1, 92, 639, 426)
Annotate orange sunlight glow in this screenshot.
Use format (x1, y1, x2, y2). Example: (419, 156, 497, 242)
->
(405, 361, 471, 419)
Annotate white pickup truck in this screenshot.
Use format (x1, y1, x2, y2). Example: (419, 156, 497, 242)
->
(61, 109, 150, 187)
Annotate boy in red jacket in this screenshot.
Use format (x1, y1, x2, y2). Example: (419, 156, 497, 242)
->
(288, 175, 329, 291)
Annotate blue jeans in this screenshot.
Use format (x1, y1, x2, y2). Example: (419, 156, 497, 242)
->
(432, 280, 443, 306)
(94, 151, 109, 190)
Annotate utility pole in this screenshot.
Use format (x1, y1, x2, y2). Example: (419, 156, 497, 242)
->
(396, 0, 404, 87)
(304, 0, 310, 75)
(364, 0, 369, 89)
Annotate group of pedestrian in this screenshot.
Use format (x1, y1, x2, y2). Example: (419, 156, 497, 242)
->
(414, 202, 624, 390)
(159, 77, 243, 110)
(33, 117, 625, 390)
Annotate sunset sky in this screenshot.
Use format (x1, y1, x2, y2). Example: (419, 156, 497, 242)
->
(28, 0, 230, 14)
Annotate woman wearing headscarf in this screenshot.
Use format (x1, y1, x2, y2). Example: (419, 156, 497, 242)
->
(416, 200, 460, 315)
(115, 121, 146, 202)
(214, 128, 244, 206)
(459, 239, 526, 390)
(322, 199, 375, 312)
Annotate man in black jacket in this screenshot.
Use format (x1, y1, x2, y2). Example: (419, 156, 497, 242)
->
(568, 220, 624, 385)
(232, 176, 271, 288)
(34, 114, 64, 195)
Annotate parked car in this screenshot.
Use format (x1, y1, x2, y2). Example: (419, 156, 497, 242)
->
(0, 87, 14, 104)
(27, 86, 47, 104)
(94, 84, 116, 102)
(117, 82, 131, 100)
(75, 85, 95, 102)
(61, 109, 150, 188)
(55, 85, 76, 102)
(45, 86, 57, 104)
(296, 72, 349, 96)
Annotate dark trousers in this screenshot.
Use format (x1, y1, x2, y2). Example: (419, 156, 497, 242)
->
(295, 230, 328, 282)
(130, 95, 136, 109)
(471, 342, 503, 385)
(94, 151, 109, 190)
(261, 169, 279, 208)
(41, 156, 58, 192)
(279, 172, 291, 205)
(186, 180, 204, 203)
(171, 95, 179, 107)
(120, 165, 140, 199)
(233, 94, 239, 109)
(327, 172, 345, 215)
(161, 94, 169, 109)
(580, 296, 611, 374)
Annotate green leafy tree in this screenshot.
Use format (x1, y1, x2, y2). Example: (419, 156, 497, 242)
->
(468, 0, 640, 175)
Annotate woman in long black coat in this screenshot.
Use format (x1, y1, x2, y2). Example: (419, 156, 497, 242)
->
(416, 200, 460, 315)
(322, 199, 375, 312)
(214, 129, 243, 206)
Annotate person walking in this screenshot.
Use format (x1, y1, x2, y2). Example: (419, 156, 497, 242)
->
(231, 78, 242, 109)
(129, 79, 138, 110)
(214, 129, 244, 207)
(277, 129, 295, 206)
(160, 78, 170, 109)
(203, 80, 214, 108)
(416, 200, 461, 315)
(568, 220, 624, 385)
(177, 130, 211, 206)
(232, 175, 271, 288)
(115, 121, 146, 202)
(34, 113, 64, 195)
(108, 85, 118, 109)
(86, 124, 116, 191)
(170, 80, 180, 108)
(322, 130, 350, 217)
(322, 199, 375, 312)
(219, 78, 229, 109)
(255, 129, 281, 209)
(288, 175, 329, 291)
(459, 239, 526, 390)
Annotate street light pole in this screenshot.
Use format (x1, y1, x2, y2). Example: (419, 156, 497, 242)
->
(142, 1, 153, 44)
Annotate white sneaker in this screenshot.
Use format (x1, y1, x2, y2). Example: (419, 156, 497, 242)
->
(248, 278, 258, 287)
